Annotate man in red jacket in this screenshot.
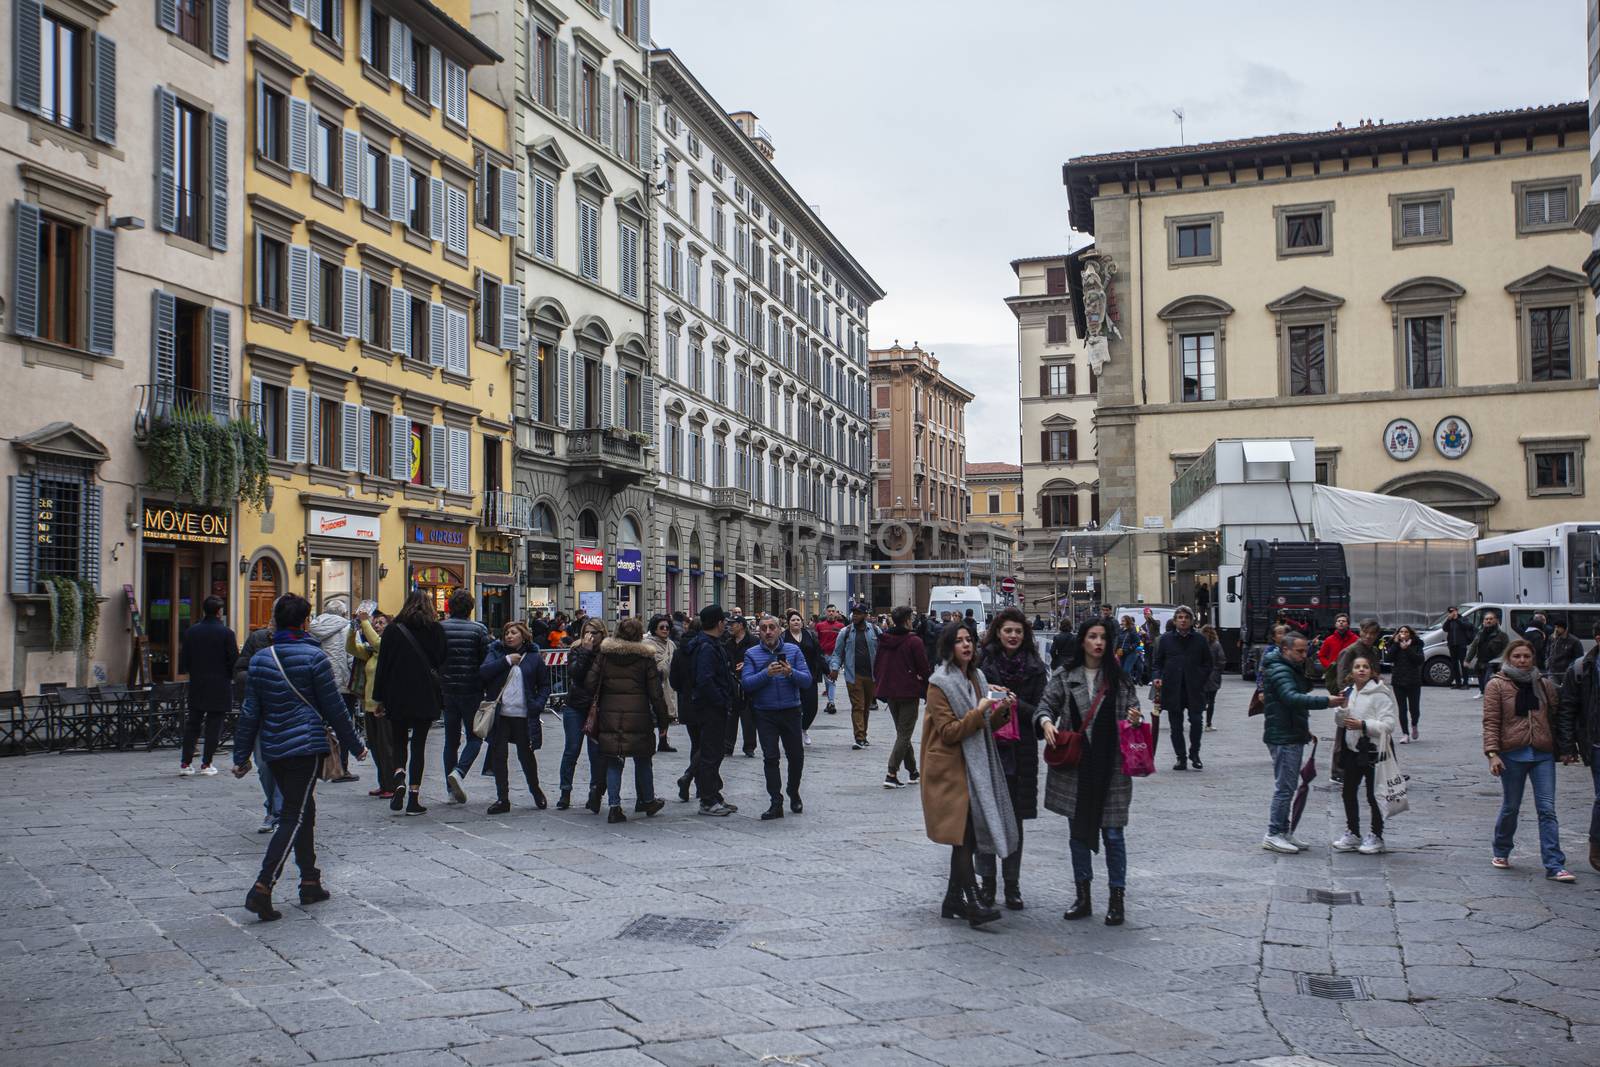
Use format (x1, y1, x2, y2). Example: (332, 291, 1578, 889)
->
(815, 605, 846, 715)
(1317, 614, 1359, 694)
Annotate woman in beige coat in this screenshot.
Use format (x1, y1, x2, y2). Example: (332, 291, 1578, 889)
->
(645, 614, 678, 754)
(920, 622, 1016, 928)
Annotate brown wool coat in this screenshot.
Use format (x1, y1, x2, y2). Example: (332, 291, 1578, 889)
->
(1482, 673, 1559, 756)
(919, 678, 1012, 846)
(586, 638, 670, 759)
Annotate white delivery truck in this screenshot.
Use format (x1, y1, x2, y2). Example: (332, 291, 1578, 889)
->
(1475, 523, 1600, 604)
(928, 586, 988, 631)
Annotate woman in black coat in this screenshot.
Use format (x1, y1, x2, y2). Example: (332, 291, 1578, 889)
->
(782, 609, 826, 742)
(1388, 624, 1425, 744)
(973, 606, 1047, 911)
(372, 591, 447, 815)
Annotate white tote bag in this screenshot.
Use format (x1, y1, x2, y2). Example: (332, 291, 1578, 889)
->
(1377, 742, 1409, 819)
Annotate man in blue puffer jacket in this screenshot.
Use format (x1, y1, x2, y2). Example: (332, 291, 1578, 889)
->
(233, 594, 366, 923)
(742, 614, 813, 821)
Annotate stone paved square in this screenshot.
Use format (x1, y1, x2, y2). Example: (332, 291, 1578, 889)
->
(2, 678, 1597, 1065)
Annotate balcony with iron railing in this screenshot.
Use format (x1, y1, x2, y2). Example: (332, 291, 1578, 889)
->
(482, 490, 533, 532)
(134, 383, 260, 439)
(566, 426, 650, 487)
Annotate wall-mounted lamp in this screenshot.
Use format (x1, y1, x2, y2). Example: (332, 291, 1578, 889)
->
(294, 539, 307, 576)
(108, 215, 145, 230)
(378, 563, 389, 580)
(238, 555, 249, 575)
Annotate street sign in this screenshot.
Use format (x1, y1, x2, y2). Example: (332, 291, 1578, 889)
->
(1000, 576, 1017, 594)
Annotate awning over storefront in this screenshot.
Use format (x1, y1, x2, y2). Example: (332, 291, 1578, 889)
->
(768, 577, 801, 593)
(736, 572, 773, 589)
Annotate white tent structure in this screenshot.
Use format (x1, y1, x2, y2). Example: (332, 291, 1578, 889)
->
(1309, 484, 1478, 544)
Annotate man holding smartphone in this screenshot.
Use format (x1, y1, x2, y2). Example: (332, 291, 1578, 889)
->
(741, 615, 813, 821)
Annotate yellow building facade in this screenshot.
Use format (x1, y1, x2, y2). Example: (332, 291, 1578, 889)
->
(241, 0, 516, 629)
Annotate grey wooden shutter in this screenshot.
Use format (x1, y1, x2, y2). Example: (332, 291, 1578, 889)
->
(158, 0, 178, 32)
(639, 98, 652, 169)
(533, 175, 553, 259)
(80, 484, 102, 589)
(92, 35, 116, 144)
(599, 73, 612, 149)
(429, 176, 444, 241)
(528, 343, 541, 422)
(12, 202, 40, 338)
(427, 46, 442, 109)
(342, 129, 361, 199)
(390, 415, 410, 480)
(330, 0, 341, 44)
(573, 351, 587, 428)
(445, 185, 467, 255)
(429, 425, 447, 488)
(288, 97, 310, 172)
(447, 308, 468, 374)
(9, 474, 36, 593)
(249, 377, 262, 431)
(555, 40, 570, 121)
(448, 427, 469, 493)
(556, 346, 570, 427)
(340, 403, 359, 470)
(387, 18, 403, 82)
(208, 307, 232, 418)
(643, 374, 657, 449)
(208, 114, 228, 250)
(287, 244, 310, 319)
(155, 87, 177, 231)
(636, 0, 649, 45)
(359, 0, 372, 63)
(289, 0, 307, 17)
(601, 364, 613, 427)
(286, 387, 309, 462)
(388, 155, 407, 222)
(307, 251, 322, 328)
(340, 267, 360, 337)
(445, 61, 466, 125)
(86, 229, 115, 356)
(309, 392, 321, 463)
(428, 301, 446, 366)
(598, 0, 611, 17)
(358, 271, 371, 341)
(390, 287, 409, 355)
(14, 0, 43, 115)
(500, 284, 521, 350)
(357, 405, 372, 473)
(151, 290, 177, 409)
(211, 0, 230, 60)
(498, 167, 518, 237)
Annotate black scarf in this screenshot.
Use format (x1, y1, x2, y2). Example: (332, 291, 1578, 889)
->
(983, 645, 1035, 693)
(1501, 663, 1541, 717)
(1070, 673, 1119, 853)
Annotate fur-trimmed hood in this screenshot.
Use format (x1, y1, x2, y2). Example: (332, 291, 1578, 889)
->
(600, 637, 656, 659)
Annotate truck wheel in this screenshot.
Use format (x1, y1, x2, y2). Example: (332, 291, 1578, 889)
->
(1424, 657, 1454, 687)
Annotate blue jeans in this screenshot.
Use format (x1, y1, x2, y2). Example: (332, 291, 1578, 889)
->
(1494, 753, 1566, 874)
(559, 705, 600, 795)
(1068, 823, 1127, 888)
(256, 737, 281, 820)
(1267, 742, 1305, 837)
(605, 754, 655, 807)
(824, 674, 836, 707)
(444, 695, 483, 779)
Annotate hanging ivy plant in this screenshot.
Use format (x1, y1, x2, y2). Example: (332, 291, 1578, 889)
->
(46, 576, 80, 653)
(232, 418, 271, 512)
(79, 580, 100, 656)
(143, 408, 272, 511)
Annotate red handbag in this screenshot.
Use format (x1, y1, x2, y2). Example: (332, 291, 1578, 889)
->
(1044, 682, 1108, 769)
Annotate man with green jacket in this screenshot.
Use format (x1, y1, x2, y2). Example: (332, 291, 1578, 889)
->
(1261, 633, 1345, 854)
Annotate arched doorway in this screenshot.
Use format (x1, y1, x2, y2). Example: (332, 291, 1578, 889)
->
(526, 503, 561, 616)
(248, 556, 281, 632)
(687, 531, 702, 614)
(617, 515, 643, 619)
(1375, 472, 1498, 535)
(665, 528, 681, 613)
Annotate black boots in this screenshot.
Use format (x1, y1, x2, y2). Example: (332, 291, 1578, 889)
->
(1105, 887, 1125, 926)
(607, 805, 627, 823)
(1004, 880, 1024, 911)
(1063, 880, 1093, 920)
(555, 790, 571, 810)
(585, 786, 604, 814)
(298, 880, 330, 905)
(940, 886, 966, 920)
(961, 884, 1001, 928)
(977, 876, 997, 909)
(404, 793, 427, 816)
(245, 884, 281, 922)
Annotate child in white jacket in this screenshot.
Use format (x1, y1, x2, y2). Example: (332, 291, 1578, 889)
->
(1333, 654, 1398, 854)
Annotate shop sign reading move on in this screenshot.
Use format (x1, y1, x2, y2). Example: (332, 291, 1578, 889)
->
(143, 504, 231, 544)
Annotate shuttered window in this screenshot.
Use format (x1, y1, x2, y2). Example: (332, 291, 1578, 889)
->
(577, 199, 600, 281)
(8, 460, 102, 595)
(531, 174, 556, 261)
(1522, 184, 1572, 229)
(618, 221, 639, 300)
(1400, 199, 1442, 238)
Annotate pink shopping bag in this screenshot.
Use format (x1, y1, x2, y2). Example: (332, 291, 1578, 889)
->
(1118, 719, 1156, 777)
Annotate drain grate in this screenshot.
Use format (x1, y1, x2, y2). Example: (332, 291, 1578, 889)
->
(1277, 887, 1362, 906)
(1296, 974, 1368, 1000)
(616, 914, 735, 949)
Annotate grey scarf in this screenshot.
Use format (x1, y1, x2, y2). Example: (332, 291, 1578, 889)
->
(929, 662, 1019, 858)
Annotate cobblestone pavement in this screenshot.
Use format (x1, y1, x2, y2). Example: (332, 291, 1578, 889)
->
(2, 678, 1598, 1066)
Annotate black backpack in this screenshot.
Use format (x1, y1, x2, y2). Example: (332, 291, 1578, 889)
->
(669, 640, 696, 694)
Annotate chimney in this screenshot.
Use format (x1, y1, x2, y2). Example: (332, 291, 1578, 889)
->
(728, 110, 775, 161)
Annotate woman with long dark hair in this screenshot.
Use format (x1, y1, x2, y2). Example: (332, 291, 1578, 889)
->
(920, 621, 1018, 928)
(973, 607, 1047, 910)
(372, 591, 447, 816)
(560, 619, 608, 812)
(1389, 624, 1424, 743)
(480, 620, 551, 814)
(1035, 617, 1144, 925)
(783, 609, 826, 746)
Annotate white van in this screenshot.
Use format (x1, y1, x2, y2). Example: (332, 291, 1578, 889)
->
(1418, 602, 1600, 686)
(928, 586, 988, 631)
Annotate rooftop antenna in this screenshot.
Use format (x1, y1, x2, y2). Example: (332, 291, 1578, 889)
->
(1172, 107, 1186, 145)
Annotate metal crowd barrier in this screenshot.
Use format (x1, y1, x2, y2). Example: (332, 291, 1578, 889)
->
(543, 647, 570, 708)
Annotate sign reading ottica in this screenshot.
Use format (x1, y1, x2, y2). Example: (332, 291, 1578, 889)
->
(143, 504, 230, 545)
(309, 509, 381, 542)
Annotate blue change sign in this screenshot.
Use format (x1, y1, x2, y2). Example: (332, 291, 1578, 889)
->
(616, 548, 643, 585)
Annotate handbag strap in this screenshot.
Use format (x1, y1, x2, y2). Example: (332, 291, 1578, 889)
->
(268, 644, 333, 735)
(391, 619, 429, 660)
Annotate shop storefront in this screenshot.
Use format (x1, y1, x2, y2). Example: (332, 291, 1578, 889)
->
(476, 547, 513, 633)
(405, 515, 472, 617)
(574, 547, 605, 619)
(526, 540, 562, 616)
(140, 501, 233, 683)
(305, 504, 382, 614)
(616, 548, 642, 619)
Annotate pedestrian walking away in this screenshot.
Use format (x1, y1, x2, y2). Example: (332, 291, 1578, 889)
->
(743, 614, 813, 819)
(1443, 606, 1475, 688)
(371, 591, 447, 816)
(232, 594, 367, 921)
(586, 617, 671, 823)
(680, 605, 738, 816)
(1115, 616, 1144, 682)
(1154, 605, 1212, 770)
(234, 625, 281, 832)
(816, 606, 845, 715)
(1332, 655, 1398, 854)
(347, 609, 398, 797)
(1201, 624, 1224, 731)
(440, 591, 491, 800)
(178, 596, 238, 776)
(557, 620, 608, 811)
(646, 614, 680, 754)
(876, 605, 934, 789)
(1036, 617, 1144, 926)
(974, 607, 1046, 911)
(1261, 633, 1343, 853)
(830, 603, 881, 748)
(1388, 624, 1424, 743)
(1467, 611, 1510, 697)
(783, 609, 826, 747)
(920, 621, 1018, 928)
(479, 621, 551, 814)
(1558, 620, 1600, 872)
(1484, 639, 1578, 882)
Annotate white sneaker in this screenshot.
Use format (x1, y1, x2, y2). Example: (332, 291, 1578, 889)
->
(1332, 831, 1361, 852)
(446, 770, 467, 804)
(1397, 735, 1409, 744)
(803, 731, 811, 746)
(1286, 832, 1311, 850)
(199, 764, 218, 776)
(1262, 834, 1301, 854)
(178, 764, 196, 776)
(1358, 833, 1386, 855)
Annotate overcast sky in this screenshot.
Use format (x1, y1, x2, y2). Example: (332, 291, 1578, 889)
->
(655, 0, 1586, 463)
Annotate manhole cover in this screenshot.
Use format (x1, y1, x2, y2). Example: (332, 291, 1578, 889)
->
(616, 914, 734, 949)
(1296, 974, 1367, 1000)
(1276, 887, 1362, 906)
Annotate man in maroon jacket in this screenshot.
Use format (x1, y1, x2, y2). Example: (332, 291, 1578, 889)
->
(874, 605, 932, 788)
(815, 605, 846, 715)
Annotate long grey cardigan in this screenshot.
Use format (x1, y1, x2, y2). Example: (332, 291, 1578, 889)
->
(1034, 665, 1138, 827)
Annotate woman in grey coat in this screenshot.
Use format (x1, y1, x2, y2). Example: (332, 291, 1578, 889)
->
(1202, 624, 1225, 730)
(1036, 617, 1143, 926)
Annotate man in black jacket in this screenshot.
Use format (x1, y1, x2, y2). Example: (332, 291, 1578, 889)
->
(1155, 605, 1213, 771)
(1442, 606, 1475, 689)
(1547, 617, 1585, 684)
(179, 596, 238, 775)
(679, 605, 738, 816)
(1559, 621, 1600, 871)
(722, 616, 759, 758)
(441, 590, 491, 802)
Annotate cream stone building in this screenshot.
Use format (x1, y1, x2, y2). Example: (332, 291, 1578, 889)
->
(1007, 254, 1100, 616)
(1063, 103, 1597, 606)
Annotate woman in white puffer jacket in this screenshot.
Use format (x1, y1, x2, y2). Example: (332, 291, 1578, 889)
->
(1332, 653, 1398, 854)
